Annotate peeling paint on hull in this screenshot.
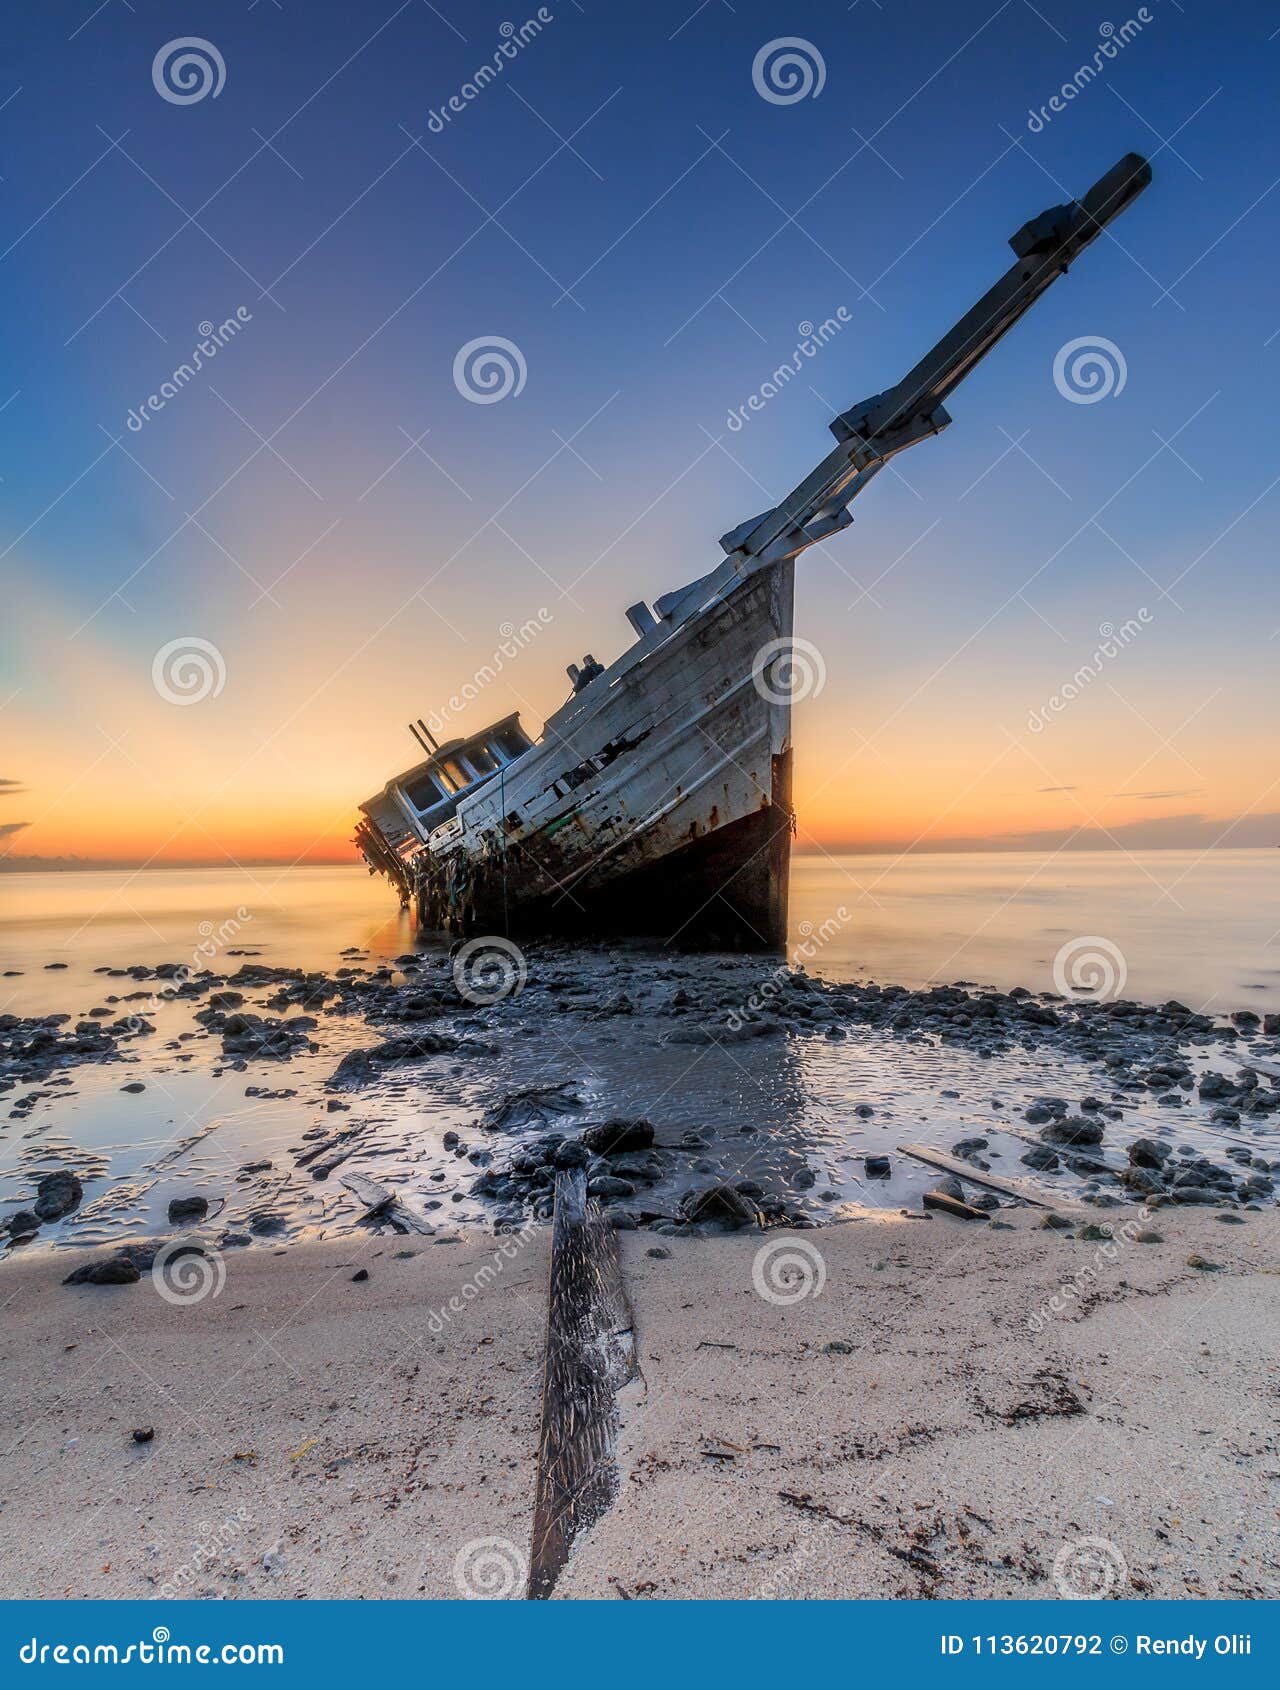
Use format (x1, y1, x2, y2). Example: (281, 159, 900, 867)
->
(414, 562, 795, 951)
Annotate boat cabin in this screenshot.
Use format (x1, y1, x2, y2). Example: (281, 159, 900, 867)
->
(359, 712, 534, 863)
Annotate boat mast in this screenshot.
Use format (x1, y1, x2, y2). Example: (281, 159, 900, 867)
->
(718, 153, 1152, 574)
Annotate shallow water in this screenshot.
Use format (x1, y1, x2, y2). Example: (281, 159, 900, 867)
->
(1, 855, 1276, 1256)
(798, 849, 1280, 1012)
(4, 849, 1276, 1014)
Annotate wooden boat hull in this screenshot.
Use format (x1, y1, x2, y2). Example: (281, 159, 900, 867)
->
(414, 562, 795, 951)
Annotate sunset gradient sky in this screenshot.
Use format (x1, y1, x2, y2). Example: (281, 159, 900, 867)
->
(3, 0, 1277, 867)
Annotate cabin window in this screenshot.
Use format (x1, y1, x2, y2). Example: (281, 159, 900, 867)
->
(465, 745, 499, 777)
(439, 756, 471, 790)
(404, 771, 448, 812)
(495, 727, 530, 761)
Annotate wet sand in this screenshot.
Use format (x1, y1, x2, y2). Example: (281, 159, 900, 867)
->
(0, 1203, 1275, 1600)
(5, 941, 1279, 1256)
(4, 913, 1279, 1602)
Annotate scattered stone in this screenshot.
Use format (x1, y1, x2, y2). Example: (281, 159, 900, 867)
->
(64, 1253, 141, 1285)
(34, 1170, 83, 1221)
(823, 1340, 854, 1355)
(167, 1195, 209, 1224)
(581, 1118, 655, 1156)
(351, 1268, 369, 1282)
(132, 1427, 154, 1444)
(1038, 1212, 1073, 1231)
(864, 1155, 891, 1179)
(1020, 1144, 1059, 1172)
(1185, 1253, 1220, 1271)
(1041, 1115, 1104, 1146)
(679, 1183, 761, 1230)
(587, 1175, 636, 1201)
(1128, 1137, 1169, 1169)
(552, 1139, 590, 1169)
(1134, 1229, 1164, 1244)
(646, 1246, 671, 1259)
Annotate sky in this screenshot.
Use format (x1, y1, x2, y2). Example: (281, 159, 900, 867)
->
(1, 0, 1278, 868)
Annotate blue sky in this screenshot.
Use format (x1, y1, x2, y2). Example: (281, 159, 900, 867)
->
(2, 0, 1278, 862)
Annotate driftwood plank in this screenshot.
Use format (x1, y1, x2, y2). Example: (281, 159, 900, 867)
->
(899, 1143, 1090, 1219)
(338, 1172, 435, 1232)
(921, 1188, 988, 1221)
(339, 1173, 395, 1214)
(527, 1169, 639, 1600)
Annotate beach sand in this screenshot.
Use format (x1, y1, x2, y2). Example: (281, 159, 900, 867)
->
(1, 1203, 1275, 1601)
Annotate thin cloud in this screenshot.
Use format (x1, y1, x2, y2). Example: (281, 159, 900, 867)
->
(1111, 787, 1204, 801)
(1037, 785, 1078, 793)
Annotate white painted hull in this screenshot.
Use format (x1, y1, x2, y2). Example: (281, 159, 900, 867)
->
(415, 561, 794, 948)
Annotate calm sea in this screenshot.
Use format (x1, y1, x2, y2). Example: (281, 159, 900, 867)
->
(3, 852, 1276, 1249)
(2, 849, 1277, 1014)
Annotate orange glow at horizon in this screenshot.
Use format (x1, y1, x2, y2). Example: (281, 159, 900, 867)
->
(6, 555, 1276, 871)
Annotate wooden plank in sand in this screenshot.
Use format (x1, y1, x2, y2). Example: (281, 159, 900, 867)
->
(921, 1188, 989, 1221)
(527, 1168, 639, 1601)
(339, 1173, 395, 1214)
(898, 1144, 1090, 1220)
(339, 1172, 435, 1233)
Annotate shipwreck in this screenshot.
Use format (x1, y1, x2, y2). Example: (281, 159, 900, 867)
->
(356, 154, 1152, 950)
